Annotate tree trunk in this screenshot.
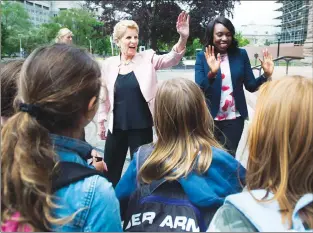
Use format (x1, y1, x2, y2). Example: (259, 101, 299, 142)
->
(149, 0, 158, 50)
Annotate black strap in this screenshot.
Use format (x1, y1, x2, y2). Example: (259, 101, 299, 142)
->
(136, 143, 171, 195)
(51, 161, 107, 193)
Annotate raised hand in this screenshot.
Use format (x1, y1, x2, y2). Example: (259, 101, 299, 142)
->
(259, 48, 274, 78)
(205, 45, 221, 74)
(176, 11, 190, 39)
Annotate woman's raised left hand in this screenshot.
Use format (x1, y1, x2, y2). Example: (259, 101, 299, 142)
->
(176, 11, 190, 39)
(259, 48, 274, 78)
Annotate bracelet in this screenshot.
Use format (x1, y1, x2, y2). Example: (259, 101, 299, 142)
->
(208, 71, 217, 79)
(262, 74, 271, 80)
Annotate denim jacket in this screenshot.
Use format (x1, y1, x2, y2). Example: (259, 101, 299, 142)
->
(50, 134, 122, 232)
(116, 146, 246, 208)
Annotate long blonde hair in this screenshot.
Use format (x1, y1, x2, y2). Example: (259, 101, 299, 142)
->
(139, 78, 221, 183)
(247, 76, 313, 228)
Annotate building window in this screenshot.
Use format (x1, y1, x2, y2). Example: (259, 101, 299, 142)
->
(43, 6, 49, 10)
(26, 1, 33, 6)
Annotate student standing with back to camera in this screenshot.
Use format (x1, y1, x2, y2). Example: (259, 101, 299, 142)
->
(115, 78, 246, 232)
(98, 12, 190, 187)
(195, 16, 274, 156)
(208, 76, 313, 232)
(1, 44, 122, 232)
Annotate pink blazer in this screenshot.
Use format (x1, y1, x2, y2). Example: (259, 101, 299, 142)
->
(98, 48, 185, 133)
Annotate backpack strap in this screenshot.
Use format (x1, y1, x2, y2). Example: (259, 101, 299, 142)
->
(135, 143, 167, 195)
(291, 193, 313, 231)
(136, 143, 154, 188)
(51, 161, 107, 193)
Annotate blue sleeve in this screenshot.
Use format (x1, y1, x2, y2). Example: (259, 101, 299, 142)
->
(84, 177, 122, 232)
(179, 148, 246, 208)
(195, 52, 209, 92)
(242, 49, 267, 92)
(115, 154, 137, 200)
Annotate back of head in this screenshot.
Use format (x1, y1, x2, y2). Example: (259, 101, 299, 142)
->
(139, 78, 221, 183)
(247, 76, 313, 228)
(1, 44, 101, 231)
(1, 59, 24, 118)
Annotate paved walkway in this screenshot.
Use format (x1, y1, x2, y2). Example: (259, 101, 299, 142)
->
(85, 66, 312, 171)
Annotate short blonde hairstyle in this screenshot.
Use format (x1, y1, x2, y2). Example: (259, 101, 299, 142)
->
(55, 28, 73, 43)
(112, 20, 139, 45)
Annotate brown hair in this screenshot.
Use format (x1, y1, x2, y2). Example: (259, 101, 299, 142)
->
(1, 44, 101, 231)
(1, 59, 24, 117)
(139, 78, 222, 183)
(247, 76, 313, 228)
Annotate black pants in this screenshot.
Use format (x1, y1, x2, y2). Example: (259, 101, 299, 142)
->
(104, 127, 153, 187)
(214, 117, 244, 157)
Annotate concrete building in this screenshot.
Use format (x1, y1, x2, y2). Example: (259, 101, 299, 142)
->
(275, 0, 310, 45)
(240, 24, 279, 46)
(14, 0, 84, 27)
(303, 0, 313, 65)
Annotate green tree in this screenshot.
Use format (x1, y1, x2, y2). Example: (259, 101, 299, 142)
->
(1, 22, 8, 56)
(26, 8, 107, 55)
(52, 8, 104, 52)
(185, 38, 202, 56)
(264, 39, 271, 46)
(86, 0, 239, 50)
(1, 1, 32, 56)
(235, 31, 250, 47)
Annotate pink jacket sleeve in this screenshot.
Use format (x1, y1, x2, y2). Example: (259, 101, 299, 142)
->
(151, 45, 186, 70)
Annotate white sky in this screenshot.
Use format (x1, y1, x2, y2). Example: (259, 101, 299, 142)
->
(231, 1, 282, 31)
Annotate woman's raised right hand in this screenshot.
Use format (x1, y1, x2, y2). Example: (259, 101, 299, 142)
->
(205, 45, 221, 75)
(98, 121, 107, 140)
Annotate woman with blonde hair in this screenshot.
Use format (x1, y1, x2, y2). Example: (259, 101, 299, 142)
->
(55, 28, 73, 44)
(208, 76, 313, 232)
(115, 78, 246, 231)
(98, 12, 191, 187)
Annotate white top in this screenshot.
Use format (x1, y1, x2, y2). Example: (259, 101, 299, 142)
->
(214, 54, 241, 121)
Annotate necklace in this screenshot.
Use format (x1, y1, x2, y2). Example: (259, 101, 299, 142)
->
(122, 60, 132, 66)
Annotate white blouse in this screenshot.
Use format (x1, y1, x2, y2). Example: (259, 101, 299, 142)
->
(214, 54, 241, 121)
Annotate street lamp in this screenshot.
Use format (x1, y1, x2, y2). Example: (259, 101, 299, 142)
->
(254, 53, 259, 66)
(86, 37, 92, 54)
(109, 35, 114, 56)
(277, 33, 281, 58)
(18, 34, 23, 58)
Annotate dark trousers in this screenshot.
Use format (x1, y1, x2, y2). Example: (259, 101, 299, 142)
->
(214, 117, 244, 157)
(104, 127, 153, 187)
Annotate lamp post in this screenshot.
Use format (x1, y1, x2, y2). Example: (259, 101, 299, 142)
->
(277, 33, 281, 58)
(254, 53, 259, 66)
(86, 37, 92, 54)
(18, 34, 23, 58)
(109, 35, 114, 56)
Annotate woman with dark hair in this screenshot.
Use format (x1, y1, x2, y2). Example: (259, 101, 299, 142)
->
(195, 16, 274, 156)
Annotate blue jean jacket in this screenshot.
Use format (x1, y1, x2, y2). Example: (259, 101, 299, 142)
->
(116, 146, 246, 208)
(50, 134, 122, 232)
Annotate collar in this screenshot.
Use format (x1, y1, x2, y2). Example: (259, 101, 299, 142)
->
(50, 134, 93, 160)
